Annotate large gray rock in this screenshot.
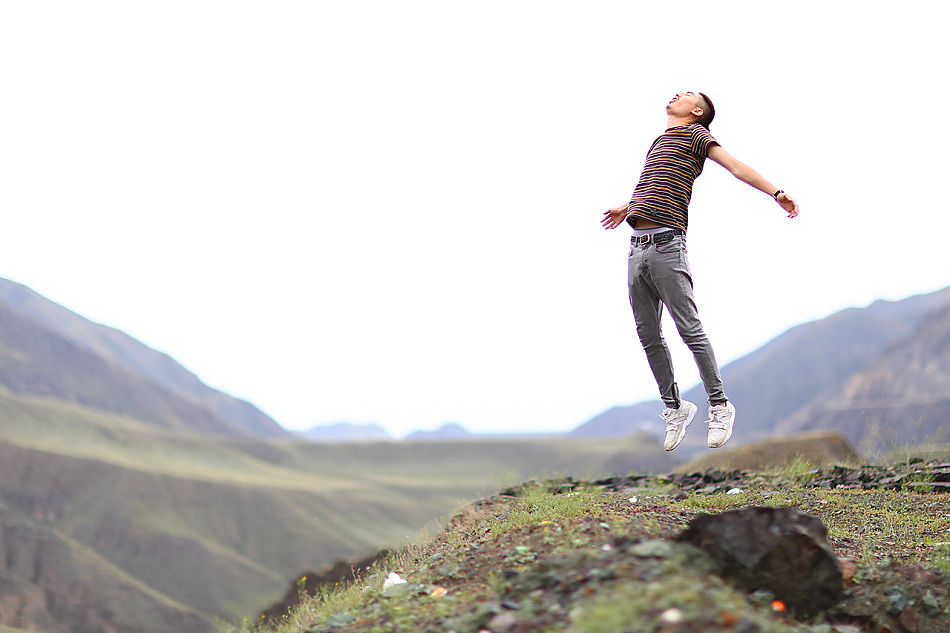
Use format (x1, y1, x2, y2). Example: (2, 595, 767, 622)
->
(676, 506, 842, 617)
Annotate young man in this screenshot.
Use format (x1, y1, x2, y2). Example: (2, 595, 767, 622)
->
(601, 91, 799, 451)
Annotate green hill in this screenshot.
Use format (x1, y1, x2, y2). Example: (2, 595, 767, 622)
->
(0, 276, 677, 633)
(0, 393, 672, 633)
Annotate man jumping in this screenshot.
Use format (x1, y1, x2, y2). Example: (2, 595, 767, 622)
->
(601, 91, 799, 451)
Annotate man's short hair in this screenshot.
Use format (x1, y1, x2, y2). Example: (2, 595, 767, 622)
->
(697, 92, 715, 129)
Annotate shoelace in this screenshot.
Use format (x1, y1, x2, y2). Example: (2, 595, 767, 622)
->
(661, 409, 680, 431)
(708, 408, 731, 430)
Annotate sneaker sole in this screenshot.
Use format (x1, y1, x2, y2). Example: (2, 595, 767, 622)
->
(707, 426, 733, 449)
(665, 403, 697, 451)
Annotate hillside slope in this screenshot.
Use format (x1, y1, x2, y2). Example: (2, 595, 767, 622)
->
(776, 300, 950, 450)
(0, 273, 671, 633)
(0, 389, 672, 633)
(0, 496, 209, 633)
(228, 450, 950, 633)
(0, 301, 250, 436)
(0, 277, 286, 438)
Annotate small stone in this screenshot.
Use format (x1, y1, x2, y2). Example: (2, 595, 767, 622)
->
(886, 587, 908, 616)
(326, 613, 356, 627)
(838, 558, 858, 582)
(487, 613, 517, 632)
(733, 615, 762, 633)
(628, 539, 676, 558)
(922, 590, 942, 617)
(901, 565, 937, 583)
(898, 606, 921, 632)
(660, 608, 683, 623)
(382, 572, 407, 589)
(719, 610, 739, 626)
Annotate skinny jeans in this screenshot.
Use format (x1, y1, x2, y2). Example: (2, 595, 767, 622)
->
(627, 233, 727, 408)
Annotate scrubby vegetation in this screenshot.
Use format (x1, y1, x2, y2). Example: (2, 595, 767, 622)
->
(223, 453, 950, 633)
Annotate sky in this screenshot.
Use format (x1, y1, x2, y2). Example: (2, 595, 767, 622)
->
(1, 1, 947, 439)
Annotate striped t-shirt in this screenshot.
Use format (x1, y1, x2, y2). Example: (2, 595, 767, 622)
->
(625, 123, 719, 232)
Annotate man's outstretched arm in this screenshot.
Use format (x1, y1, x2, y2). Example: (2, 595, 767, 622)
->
(707, 145, 799, 218)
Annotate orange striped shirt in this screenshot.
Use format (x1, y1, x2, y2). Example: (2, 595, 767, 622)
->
(626, 123, 718, 232)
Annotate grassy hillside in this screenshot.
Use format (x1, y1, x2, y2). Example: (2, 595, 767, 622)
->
(0, 495, 209, 633)
(673, 431, 861, 474)
(0, 390, 674, 633)
(227, 452, 950, 633)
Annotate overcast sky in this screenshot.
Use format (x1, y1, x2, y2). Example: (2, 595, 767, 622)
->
(1, 1, 946, 438)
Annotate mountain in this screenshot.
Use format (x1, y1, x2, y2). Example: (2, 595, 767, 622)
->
(775, 299, 950, 451)
(572, 286, 950, 455)
(404, 422, 474, 442)
(0, 278, 287, 438)
(0, 301, 257, 436)
(296, 422, 392, 442)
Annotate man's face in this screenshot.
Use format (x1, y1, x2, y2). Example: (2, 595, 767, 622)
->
(667, 92, 703, 118)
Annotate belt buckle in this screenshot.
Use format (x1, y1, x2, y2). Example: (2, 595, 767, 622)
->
(636, 234, 651, 246)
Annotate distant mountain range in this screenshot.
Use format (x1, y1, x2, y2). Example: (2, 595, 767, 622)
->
(295, 422, 392, 442)
(572, 286, 950, 456)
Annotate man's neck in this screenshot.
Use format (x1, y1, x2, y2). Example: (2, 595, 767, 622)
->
(666, 115, 697, 129)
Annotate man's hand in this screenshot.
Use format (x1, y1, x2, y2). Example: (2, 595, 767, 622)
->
(776, 192, 799, 218)
(708, 145, 800, 219)
(601, 204, 630, 230)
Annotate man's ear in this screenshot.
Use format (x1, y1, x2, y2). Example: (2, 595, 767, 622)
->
(690, 106, 704, 119)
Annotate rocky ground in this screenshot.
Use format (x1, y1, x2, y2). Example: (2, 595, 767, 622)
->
(250, 460, 950, 633)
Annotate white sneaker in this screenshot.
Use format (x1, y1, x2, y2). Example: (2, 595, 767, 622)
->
(707, 402, 735, 448)
(661, 400, 697, 451)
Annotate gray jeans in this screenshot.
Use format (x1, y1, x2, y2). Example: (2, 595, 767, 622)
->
(627, 233, 727, 408)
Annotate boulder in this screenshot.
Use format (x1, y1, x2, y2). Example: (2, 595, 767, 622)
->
(676, 506, 842, 617)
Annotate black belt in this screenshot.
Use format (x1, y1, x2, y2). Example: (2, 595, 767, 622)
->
(630, 229, 684, 246)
